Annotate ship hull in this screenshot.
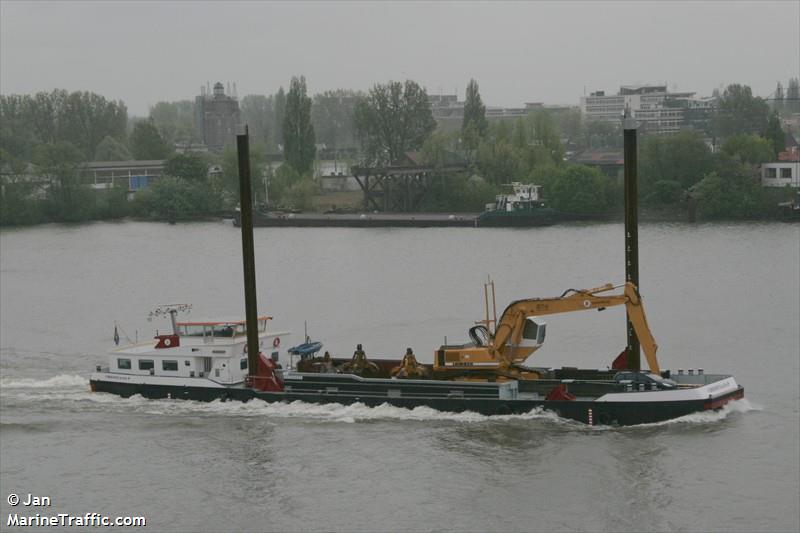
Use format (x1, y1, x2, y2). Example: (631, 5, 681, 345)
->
(89, 373, 744, 427)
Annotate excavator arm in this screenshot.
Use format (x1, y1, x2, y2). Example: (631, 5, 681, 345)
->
(490, 282, 660, 374)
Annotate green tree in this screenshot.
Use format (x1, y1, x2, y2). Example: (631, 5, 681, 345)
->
(283, 178, 319, 211)
(282, 76, 316, 175)
(764, 112, 785, 156)
(94, 135, 131, 161)
(149, 101, 197, 144)
(219, 145, 267, 204)
(0, 89, 127, 160)
(692, 170, 769, 219)
(476, 136, 517, 185)
(552, 108, 583, 147)
(33, 141, 92, 221)
(311, 89, 360, 150)
(136, 176, 213, 221)
(583, 119, 622, 149)
(58, 91, 127, 159)
(639, 130, 714, 198)
(164, 153, 209, 181)
(512, 117, 528, 151)
(0, 149, 41, 225)
(773, 81, 784, 113)
(130, 119, 171, 160)
(240, 94, 275, 148)
(713, 84, 770, 138)
(529, 110, 565, 163)
(787, 78, 800, 114)
(462, 79, 488, 150)
(354, 80, 437, 165)
(721, 134, 775, 165)
(550, 164, 610, 213)
(273, 87, 287, 150)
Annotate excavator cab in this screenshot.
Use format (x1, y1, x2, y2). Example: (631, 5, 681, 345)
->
(521, 318, 546, 348)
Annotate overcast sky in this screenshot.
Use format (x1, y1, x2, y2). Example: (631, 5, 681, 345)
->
(2, 1, 798, 116)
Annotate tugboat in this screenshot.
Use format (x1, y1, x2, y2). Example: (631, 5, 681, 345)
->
(89, 124, 745, 426)
(476, 182, 558, 227)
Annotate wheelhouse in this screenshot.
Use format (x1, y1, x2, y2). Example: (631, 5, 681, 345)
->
(103, 315, 290, 385)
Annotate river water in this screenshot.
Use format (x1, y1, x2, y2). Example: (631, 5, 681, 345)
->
(1, 220, 798, 532)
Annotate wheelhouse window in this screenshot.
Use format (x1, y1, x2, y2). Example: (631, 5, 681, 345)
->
(240, 358, 248, 370)
(212, 325, 234, 338)
(138, 360, 154, 371)
(162, 360, 178, 371)
(180, 325, 205, 337)
(233, 319, 268, 336)
(780, 167, 792, 178)
(118, 358, 131, 370)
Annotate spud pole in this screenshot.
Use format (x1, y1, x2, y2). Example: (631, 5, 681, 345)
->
(237, 126, 260, 376)
(623, 114, 640, 371)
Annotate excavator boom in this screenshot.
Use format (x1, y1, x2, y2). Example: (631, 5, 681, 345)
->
(490, 282, 660, 374)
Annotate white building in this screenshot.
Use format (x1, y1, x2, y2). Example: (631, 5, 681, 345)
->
(761, 161, 800, 188)
(580, 85, 715, 135)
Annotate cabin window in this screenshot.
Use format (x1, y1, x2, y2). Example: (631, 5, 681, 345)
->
(240, 358, 248, 370)
(138, 360, 154, 371)
(162, 360, 178, 371)
(181, 325, 205, 337)
(212, 325, 234, 338)
(118, 358, 131, 370)
(184, 360, 190, 366)
(781, 167, 792, 178)
(766, 168, 777, 178)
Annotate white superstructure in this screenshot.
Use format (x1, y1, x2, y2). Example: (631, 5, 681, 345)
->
(99, 310, 290, 386)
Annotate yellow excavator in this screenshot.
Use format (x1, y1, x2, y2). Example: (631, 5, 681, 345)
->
(431, 281, 660, 380)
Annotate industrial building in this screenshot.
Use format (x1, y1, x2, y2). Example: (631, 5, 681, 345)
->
(194, 82, 241, 152)
(580, 85, 715, 135)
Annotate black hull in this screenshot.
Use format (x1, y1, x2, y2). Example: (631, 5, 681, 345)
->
(90, 379, 744, 427)
(243, 212, 476, 228)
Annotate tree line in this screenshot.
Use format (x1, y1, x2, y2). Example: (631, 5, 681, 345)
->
(1, 77, 796, 225)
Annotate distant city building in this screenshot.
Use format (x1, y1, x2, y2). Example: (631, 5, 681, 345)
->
(429, 93, 576, 133)
(195, 82, 241, 152)
(580, 85, 715, 135)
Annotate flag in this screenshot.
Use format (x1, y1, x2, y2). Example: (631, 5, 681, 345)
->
(114, 325, 120, 346)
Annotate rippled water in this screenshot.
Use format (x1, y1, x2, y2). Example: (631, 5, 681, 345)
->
(1, 221, 798, 532)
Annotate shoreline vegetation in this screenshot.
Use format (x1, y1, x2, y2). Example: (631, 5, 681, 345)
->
(2, 80, 799, 227)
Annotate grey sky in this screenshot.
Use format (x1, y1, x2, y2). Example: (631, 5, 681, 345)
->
(2, 1, 798, 116)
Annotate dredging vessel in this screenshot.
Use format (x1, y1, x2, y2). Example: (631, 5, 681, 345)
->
(90, 122, 745, 426)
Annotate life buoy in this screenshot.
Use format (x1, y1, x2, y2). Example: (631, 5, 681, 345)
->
(273, 337, 281, 348)
(164, 338, 172, 347)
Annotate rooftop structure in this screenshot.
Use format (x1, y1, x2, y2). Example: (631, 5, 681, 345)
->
(194, 82, 241, 152)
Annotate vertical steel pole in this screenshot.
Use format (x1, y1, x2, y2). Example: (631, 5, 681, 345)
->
(237, 126, 261, 376)
(623, 115, 640, 371)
